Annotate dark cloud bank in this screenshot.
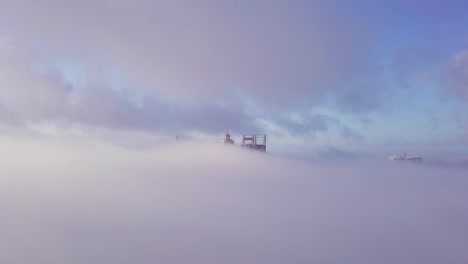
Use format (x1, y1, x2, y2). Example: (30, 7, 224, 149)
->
(1, 138, 467, 264)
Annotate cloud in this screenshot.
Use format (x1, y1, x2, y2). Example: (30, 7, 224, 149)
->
(0, 42, 260, 135)
(270, 112, 364, 144)
(361, 117, 373, 125)
(273, 113, 339, 137)
(0, 138, 467, 264)
(390, 47, 443, 88)
(340, 126, 365, 143)
(438, 50, 468, 142)
(0, 0, 387, 137)
(317, 145, 359, 160)
(442, 50, 468, 102)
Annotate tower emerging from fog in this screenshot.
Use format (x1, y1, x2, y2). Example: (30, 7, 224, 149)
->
(224, 129, 234, 145)
(241, 134, 266, 152)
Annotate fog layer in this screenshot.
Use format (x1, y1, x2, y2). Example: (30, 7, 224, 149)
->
(1, 138, 467, 264)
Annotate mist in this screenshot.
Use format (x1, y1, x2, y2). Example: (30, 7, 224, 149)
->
(1, 138, 467, 264)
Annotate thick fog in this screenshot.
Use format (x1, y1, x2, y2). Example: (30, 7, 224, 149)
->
(1, 138, 467, 264)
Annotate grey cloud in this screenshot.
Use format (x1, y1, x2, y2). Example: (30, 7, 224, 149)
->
(272, 113, 364, 143)
(0, 43, 259, 135)
(453, 107, 468, 132)
(340, 126, 365, 143)
(336, 84, 386, 113)
(426, 109, 439, 133)
(439, 50, 468, 141)
(390, 47, 443, 88)
(361, 117, 373, 125)
(0, 0, 385, 116)
(317, 145, 359, 160)
(442, 50, 468, 102)
(274, 113, 339, 136)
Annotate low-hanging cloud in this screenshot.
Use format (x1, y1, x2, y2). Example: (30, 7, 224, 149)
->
(1, 137, 467, 264)
(0, 42, 260, 135)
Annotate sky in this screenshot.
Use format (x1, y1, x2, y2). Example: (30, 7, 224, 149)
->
(1, 0, 468, 158)
(1, 2, 468, 263)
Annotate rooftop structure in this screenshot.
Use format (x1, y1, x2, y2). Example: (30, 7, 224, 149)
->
(241, 134, 266, 152)
(388, 152, 423, 162)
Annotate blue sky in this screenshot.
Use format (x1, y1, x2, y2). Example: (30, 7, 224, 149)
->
(0, 0, 467, 158)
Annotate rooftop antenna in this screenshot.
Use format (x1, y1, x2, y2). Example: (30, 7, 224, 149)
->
(404, 141, 407, 157)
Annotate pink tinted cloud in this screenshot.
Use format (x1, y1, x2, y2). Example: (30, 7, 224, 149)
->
(0, 139, 467, 263)
(0, 0, 381, 110)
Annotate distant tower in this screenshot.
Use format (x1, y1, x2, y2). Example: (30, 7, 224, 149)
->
(176, 128, 179, 142)
(223, 129, 234, 145)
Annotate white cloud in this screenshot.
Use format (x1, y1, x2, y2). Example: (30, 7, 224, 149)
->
(0, 138, 467, 263)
